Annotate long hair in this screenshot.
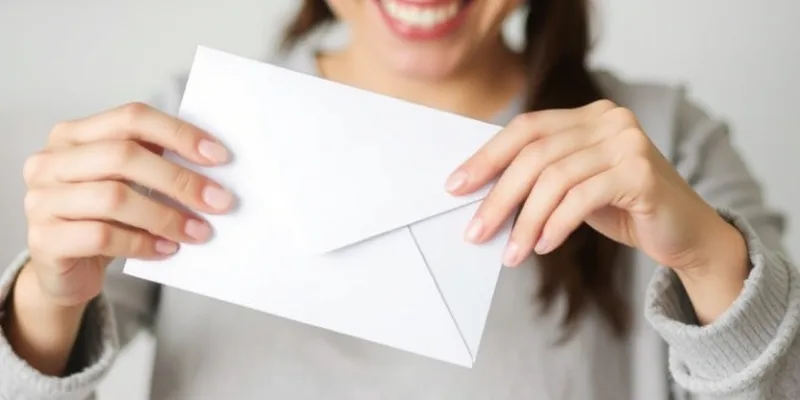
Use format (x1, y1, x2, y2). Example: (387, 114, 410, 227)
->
(281, 0, 629, 337)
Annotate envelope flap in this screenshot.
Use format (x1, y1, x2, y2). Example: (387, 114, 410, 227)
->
(184, 47, 501, 253)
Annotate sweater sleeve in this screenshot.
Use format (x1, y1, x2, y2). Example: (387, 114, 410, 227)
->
(644, 92, 800, 399)
(0, 252, 120, 400)
(0, 76, 188, 400)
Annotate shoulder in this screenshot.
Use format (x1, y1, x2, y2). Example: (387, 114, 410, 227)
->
(592, 69, 685, 126)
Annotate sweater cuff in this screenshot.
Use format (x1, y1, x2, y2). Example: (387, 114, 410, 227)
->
(645, 209, 800, 393)
(0, 250, 120, 400)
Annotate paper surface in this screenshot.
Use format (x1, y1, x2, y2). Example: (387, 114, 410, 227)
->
(124, 46, 511, 367)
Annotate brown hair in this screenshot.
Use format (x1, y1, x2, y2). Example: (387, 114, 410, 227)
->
(282, 0, 628, 337)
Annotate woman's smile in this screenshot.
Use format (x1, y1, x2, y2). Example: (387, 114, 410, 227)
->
(374, 0, 475, 40)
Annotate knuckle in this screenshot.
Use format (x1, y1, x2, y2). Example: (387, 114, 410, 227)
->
(105, 140, 141, 168)
(85, 222, 114, 252)
(153, 209, 185, 237)
(537, 166, 556, 186)
(172, 120, 193, 143)
(497, 136, 538, 162)
(516, 143, 545, 171)
(23, 189, 43, 216)
(605, 106, 638, 126)
(565, 183, 590, 206)
(538, 162, 565, 185)
(119, 102, 152, 123)
(589, 99, 617, 113)
(22, 152, 47, 185)
(518, 142, 541, 161)
(48, 120, 74, 142)
(98, 181, 130, 212)
(510, 111, 538, 129)
(170, 167, 199, 195)
(129, 231, 152, 255)
(592, 99, 617, 111)
(618, 127, 650, 154)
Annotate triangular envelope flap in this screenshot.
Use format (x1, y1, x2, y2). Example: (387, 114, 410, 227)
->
(409, 202, 511, 360)
(125, 223, 474, 367)
(185, 47, 502, 254)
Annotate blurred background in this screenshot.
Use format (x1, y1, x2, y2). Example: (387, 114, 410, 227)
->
(1, 1, 797, 399)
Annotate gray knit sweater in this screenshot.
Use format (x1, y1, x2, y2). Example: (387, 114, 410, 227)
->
(1, 36, 799, 400)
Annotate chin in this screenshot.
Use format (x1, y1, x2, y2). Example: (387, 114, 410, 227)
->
(378, 45, 468, 80)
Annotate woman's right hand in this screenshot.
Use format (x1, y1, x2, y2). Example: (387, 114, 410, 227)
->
(22, 102, 235, 308)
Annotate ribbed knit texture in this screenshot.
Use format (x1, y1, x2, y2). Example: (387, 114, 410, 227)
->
(0, 251, 119, 400)
(647, 210, 800, 398)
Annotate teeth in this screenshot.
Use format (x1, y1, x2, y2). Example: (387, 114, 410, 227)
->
(381, 0, 462, 28)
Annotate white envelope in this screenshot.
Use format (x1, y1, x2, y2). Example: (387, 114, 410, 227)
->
(124, 46, 512, 367)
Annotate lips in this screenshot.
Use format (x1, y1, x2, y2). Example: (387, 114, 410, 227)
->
(374, 0, 473, 40)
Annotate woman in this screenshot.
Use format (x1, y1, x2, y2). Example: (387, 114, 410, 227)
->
(1, 0, 798, 399)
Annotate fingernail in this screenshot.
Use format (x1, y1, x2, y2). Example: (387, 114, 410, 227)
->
(185, 219, 212, 242)
(198, 139, 229, 164)
(535, 237, 550, 254)
(155, 240, 179, 254)
(503, 241, 520, 266)
(202, 185, 234, 211)
(446, 170, 468, 192)
(464, 218, 484, 243)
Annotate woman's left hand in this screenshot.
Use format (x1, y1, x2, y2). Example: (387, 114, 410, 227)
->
(446, 99, 746, 275)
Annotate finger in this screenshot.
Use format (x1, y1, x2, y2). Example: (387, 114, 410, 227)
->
(23, 140, 234, 214)
(447, 100, 616, 195)
(534, 170, 619, 255)
(47, 102, 229, 166)
(28, 220, 178, 260)
(502, 144, 614, 265)
(465, 123, 618, 244)
(446, 110, 580, 195)
(25, 181, 212, 244)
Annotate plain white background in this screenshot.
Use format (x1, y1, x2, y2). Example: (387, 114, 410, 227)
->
(1, 1, 798, 399)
